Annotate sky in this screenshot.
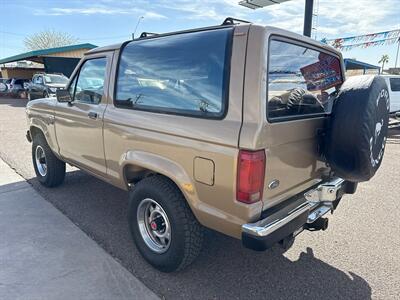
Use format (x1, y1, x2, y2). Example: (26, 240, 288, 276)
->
(0, 0, 399, 68)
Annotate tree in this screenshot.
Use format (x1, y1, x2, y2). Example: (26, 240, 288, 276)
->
(24, 29, 78, 50)
(378, 54, 389, 72)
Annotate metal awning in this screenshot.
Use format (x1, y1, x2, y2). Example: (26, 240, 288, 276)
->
(344, 58, 380, 70)
(0, 43, 97, 65)
(239, 0, 291, 9)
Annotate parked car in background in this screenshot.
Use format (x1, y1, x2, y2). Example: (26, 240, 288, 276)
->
(28, 73, 68, 100)
(382, 75, 400, 113)
(6, 78, 31, 98)
(0, 78, 8, 93)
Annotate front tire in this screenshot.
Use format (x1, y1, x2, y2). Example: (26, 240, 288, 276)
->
(32, 133, 66, 187)
(128, 176, 204, 272)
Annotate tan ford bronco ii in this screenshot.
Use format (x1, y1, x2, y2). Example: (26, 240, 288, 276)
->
(26, 18, 390, 272)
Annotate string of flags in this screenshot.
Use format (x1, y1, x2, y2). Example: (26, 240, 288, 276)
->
(321, 29, 400, 51)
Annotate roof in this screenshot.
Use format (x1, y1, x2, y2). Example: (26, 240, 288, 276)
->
(0, 43, 97, 64)
(86, 42, 124, 54)
(344, 58, 380, 70)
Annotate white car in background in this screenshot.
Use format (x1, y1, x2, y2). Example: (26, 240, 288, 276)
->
(382, 75, 400, 113)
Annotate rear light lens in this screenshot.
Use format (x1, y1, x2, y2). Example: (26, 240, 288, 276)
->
(237, 149, 266, 204)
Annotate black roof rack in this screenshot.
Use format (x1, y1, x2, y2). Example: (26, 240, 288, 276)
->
(222, 17, 251, 26)
(139, 32, 159, 38)
(130, 18, 249, 42)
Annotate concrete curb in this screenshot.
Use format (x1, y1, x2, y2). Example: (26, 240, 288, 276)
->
(0, 159, 160, 300)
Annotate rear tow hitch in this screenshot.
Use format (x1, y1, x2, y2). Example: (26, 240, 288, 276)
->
(279, 234, 295, 250)
(305, 217, 329, 231)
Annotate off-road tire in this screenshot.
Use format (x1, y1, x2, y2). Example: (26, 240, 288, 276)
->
(128, 175, 204, 272)
(32, 133, 66, 187)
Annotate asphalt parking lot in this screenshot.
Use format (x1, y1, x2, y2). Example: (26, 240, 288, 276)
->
(0, 96, 399, 299)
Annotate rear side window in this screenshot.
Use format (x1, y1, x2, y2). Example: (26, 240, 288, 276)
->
(267, 39, 343, 121)
(389, 78, 400, 92)
(115, 28, 232, 118)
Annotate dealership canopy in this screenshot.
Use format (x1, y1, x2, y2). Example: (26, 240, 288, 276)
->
(238, 0, 291, 9)
(0, 43, 97, 77)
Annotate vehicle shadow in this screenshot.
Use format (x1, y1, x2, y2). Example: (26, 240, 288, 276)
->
(0, 96, 28, 108)
(27, 170, 372, 300)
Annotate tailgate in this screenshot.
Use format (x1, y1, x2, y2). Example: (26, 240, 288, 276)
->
(240, 25, 344, 210)
(262, 117, 328, 209)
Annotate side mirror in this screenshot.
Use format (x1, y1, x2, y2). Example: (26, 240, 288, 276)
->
(56, 89, 72, 103)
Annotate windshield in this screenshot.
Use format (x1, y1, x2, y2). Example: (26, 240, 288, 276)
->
(44, 74, 68, 84)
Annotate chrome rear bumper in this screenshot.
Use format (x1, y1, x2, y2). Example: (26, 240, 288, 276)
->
(242, 177, 346, 250)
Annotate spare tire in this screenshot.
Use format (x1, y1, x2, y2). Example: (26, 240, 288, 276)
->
(325, 75, 390, 182)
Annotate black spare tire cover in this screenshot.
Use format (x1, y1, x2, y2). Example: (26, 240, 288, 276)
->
(325, 75, 390, 182)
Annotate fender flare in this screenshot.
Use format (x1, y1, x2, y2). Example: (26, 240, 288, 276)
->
(120, 150, 198, 204)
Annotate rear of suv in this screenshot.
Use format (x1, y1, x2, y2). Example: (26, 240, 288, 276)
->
(26, 19, 390, 272)
(6, 78, 30, 98)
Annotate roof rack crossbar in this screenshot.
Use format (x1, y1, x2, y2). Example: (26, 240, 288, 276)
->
(222, 17, 251, 26)
(139, 32, 159, 38)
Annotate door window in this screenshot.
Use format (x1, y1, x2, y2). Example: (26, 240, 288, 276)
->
(267, 39, 343, 121)
(73, 58, 107, 104)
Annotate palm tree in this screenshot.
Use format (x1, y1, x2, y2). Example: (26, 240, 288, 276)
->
(378, 54, 389, 73)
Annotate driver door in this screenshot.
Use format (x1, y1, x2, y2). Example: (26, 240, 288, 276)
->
(55, 53, 112, 176)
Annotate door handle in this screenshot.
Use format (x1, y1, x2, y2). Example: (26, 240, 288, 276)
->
(88, 112, 98, 119)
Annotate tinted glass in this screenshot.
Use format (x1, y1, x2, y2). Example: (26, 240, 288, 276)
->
(115, 28, 232, 117)
(44, 74, 68, 84)
(74, 58, 107, 104)
(267, 39, 343, 121)
(390, 78, 400, 92)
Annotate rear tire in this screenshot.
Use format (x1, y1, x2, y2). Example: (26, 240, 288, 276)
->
(128, 176, 204, 272)
(18, 91, 26, 99)
(32, 133, 66, 187)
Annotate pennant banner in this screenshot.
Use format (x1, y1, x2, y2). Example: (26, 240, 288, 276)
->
(322, 29, 400, 51)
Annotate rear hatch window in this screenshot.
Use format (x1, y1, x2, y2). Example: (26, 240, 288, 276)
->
(267, 39, 343, 121)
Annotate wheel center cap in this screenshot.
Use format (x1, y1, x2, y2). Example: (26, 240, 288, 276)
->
(150, 221, 158, 230)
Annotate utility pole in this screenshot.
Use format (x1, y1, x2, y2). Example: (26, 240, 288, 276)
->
(303, 0, 314, 37)
(238, 0, 315, 38)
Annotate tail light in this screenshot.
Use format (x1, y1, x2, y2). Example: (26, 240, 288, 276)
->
(237, 149, 266, 204)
